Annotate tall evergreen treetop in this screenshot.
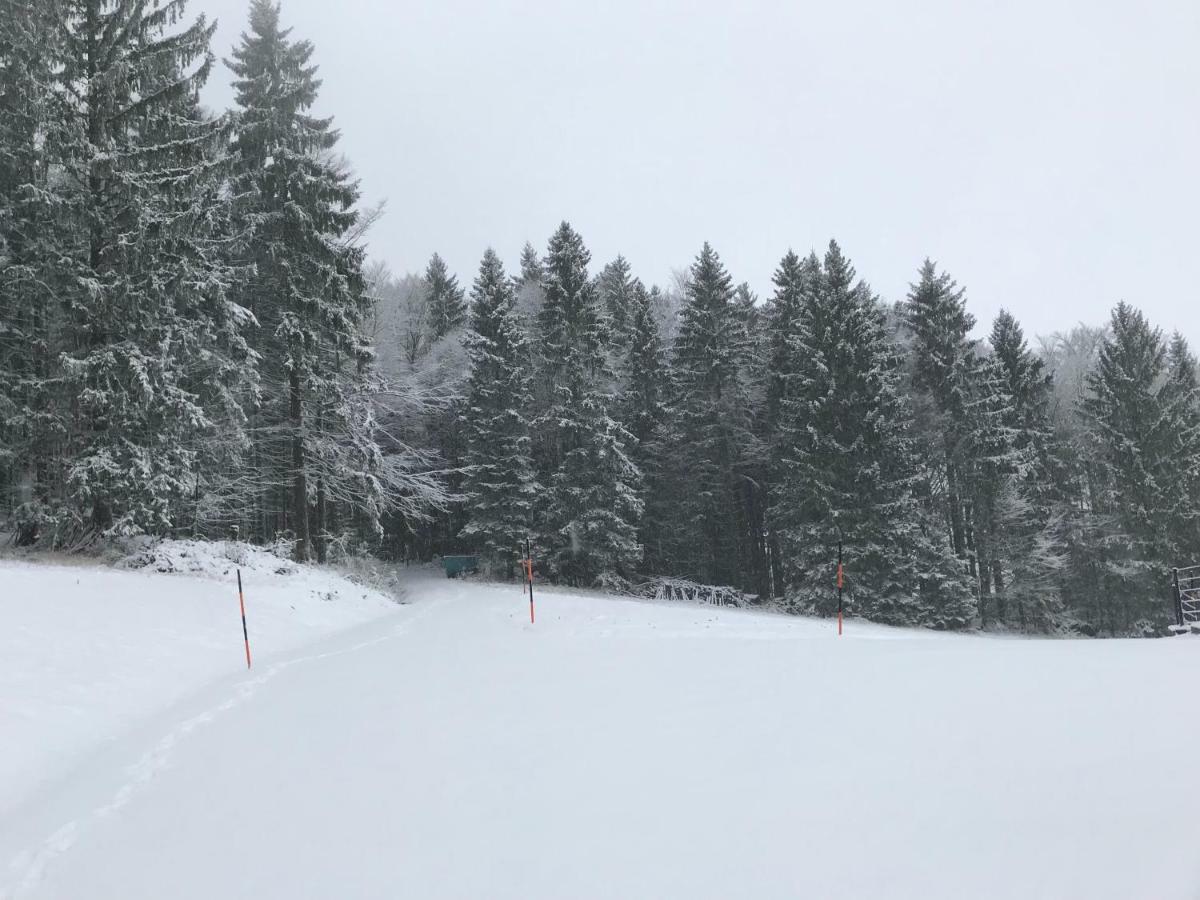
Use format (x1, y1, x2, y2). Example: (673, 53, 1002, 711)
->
(460, 248, 536, 569)
(597, 254, 636, 352)
(904, 258, 976, 414)
(765, 249, 819, 433)
(1167, 332, 1199, 396)
(227, 0, 371, 560)
(663, 242, 759, 588)
(621, 280, 667, 450)
(538, 221, 603, 379)
(774, 240, 973, 627)
(1081, 302, 1186, 592)
(44, 0, 246, 537)
(674, 242, 741, 396)
(425, 252, 466, 340)
(532, 224, 641, 584)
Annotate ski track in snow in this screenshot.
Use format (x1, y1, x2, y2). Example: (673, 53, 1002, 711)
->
(1, 595, 447, 900)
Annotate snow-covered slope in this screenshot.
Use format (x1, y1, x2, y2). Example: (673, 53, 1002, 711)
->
(4, 560, 1200, 899)
(0, 541, 401, 814)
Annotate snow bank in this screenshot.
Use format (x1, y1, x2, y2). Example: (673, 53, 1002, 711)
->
(0, 540, 401, 812)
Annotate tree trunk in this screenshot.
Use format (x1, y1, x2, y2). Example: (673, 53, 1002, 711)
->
(768, 529, 785, 600)
(314, 477, 327, 563)
(290, 370, 310, 562)
(991, 559, 1006, 623)
(945, 452, 966, 559)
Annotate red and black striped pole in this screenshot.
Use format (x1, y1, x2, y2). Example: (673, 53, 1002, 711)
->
(837, 539, 844, 636)
(237, 568, 252, 669)
(526, 538, 535, 624)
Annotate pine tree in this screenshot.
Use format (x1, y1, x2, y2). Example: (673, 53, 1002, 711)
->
(596, 255, 636, 356)
(425, 252, 466, 341)
(460, 249, 537, 572)
(988, 310, 1067, 628)
(774, 241, 973, 627)
(1161, 333, 1200, 564)
(621, 281, 667, 453)
(512, 240, 545, 330)
(620, 280, 669, 571)
(761, 250, 820, 596)
(227, 0, 374, 560)
(534, 221, 606, 477)
(1079, 303, 1196, 631)
(535, 222, 641, 584)
(903, 260, 1019, 624)
(991, 310, 1054, 465)
(903, 260, 977, 563)
(0, 1, 64, 542)
(663, 243, 762, 590)
(28, 0, 249, 541)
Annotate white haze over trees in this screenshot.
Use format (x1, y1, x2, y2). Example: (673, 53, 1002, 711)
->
(191, 0, 1200, 346)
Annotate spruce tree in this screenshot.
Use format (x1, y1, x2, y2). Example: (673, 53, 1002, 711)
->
(903, 260, 1019, 623)
(762, 250, 820, 596)
(460, 249, 537, 572)
(988, 310, 1067, 628)
(774, 241, 972, 627)
(1160, 333, 1200, 564)
(227, 0, 374, 560)
(596, 255, 636, 356)
(664, 243, 761, 590)
(535, 222, 641, 584)
(621, 281, 668, 452)
(534, 221, 605, 477)
(36, 0, 246, 540)
(903, 260, 977, 563)
(1079, 303, 1198, 630)
(425, 252, 466, 341)
(621, 280, 669, 571)
(0, 1, 64, 542)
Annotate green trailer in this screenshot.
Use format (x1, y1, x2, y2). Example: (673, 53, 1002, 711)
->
(441, 555, 479, 578)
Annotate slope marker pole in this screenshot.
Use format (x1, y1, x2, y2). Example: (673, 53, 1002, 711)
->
(837, 538, 844, 637)
(237, 568, 252, 669)
(526, 538, 535, 624)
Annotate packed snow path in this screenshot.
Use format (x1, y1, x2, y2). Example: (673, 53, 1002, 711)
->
(5, 574, 1200, 899)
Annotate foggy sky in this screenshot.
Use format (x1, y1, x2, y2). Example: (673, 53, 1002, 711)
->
(198, 0, 1200, 344)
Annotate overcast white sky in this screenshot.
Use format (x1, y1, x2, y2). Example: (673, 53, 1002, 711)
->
(199, 0, 1199, 343)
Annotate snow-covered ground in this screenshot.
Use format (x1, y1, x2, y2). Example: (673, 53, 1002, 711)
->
(3, 553, 1200, 899)
(0, 541, 401, 814)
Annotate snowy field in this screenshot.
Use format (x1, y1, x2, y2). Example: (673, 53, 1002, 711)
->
(3, 552, 1200, 899)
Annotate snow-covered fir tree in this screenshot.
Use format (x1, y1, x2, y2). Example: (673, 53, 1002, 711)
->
(534, 222, 642, 584)
(659, 243, 762, 590)
(596, 255, 636, 358)
(459, 249, 537, 573)
(227, 0, 377, 560)
(0, 1, 64, 544)
(31, 0, 247, 541)
(424, 252, 467, 341)
(1076, 303, 1200, 631)
(511, 240, 545, 329)
(987, 310, 1067, 628)
(620, 280, 670, 571)
(902, 260, 1020, 624)
(759, 251, 821, 595)
(772, 241, 973, 627)
(1162, 332, 1200, 564)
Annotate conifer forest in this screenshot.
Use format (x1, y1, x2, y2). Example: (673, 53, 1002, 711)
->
(3, 0, 1198, 636)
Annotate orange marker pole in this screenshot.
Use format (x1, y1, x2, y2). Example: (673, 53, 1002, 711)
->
(237, 568, 252, 669)
(526, 538, 535, 624)
(836, 540, 844, 637)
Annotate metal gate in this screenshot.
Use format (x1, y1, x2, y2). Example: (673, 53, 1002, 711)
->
(1170, 566, 1200, 633)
